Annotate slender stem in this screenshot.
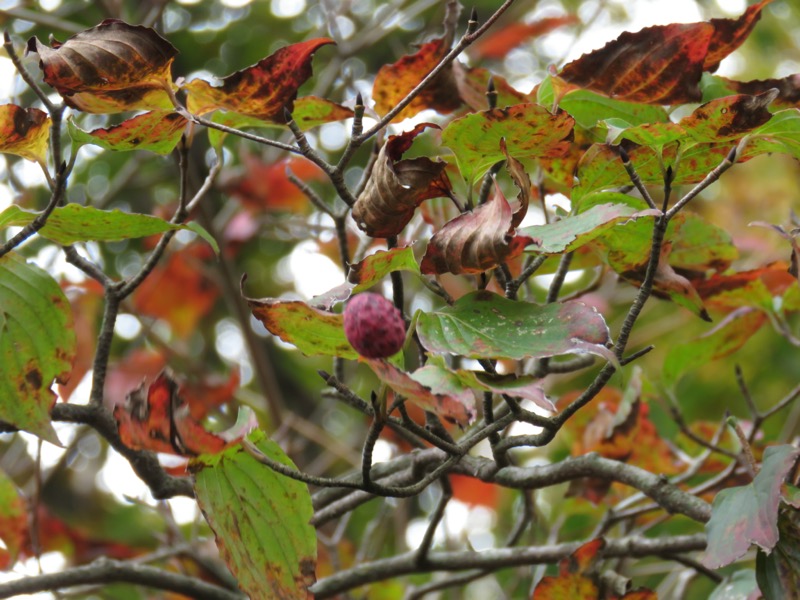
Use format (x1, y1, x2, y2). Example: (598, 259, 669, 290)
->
(616, 146, 657, 210)
(416, 477, 452, 565)
(666, 145, 737, 219)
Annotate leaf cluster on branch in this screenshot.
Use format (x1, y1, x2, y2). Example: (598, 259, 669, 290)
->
(0, 0, 799, 598)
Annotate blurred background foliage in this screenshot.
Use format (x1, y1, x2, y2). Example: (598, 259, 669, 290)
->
(1, 0, 799, 598)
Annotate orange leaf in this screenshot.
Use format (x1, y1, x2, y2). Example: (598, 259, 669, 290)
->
(184, 38, 334, 121)
(114, 370, 228, 457)
(450, 474, 499, 508)
(0, 104, 51, 164)
(532, 539, 604, 599)
(132, 244, 218, 337)
(27, 19, 177, 113)
(373, 37, 462, 122)
(472, 15, 579, 60)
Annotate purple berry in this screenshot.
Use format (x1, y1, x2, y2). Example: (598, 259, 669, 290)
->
(343, 293, 406, 359)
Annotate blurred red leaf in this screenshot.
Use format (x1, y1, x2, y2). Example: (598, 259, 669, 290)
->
(558, 1, 771, 104)
(224, 154, 326, 213)
(695, 262, 796, 313)
(58, 279, 104, 402)
(181, 369, 240, 421)
(450, 474, 499, 508)
(532, 539, 604, 599)
(27, 19, 177, 113)
(352, 123, 452, 237)
(373, 37, 462, 122)
(132, 243, 218, 337)
(472, 15, 579, 60)
(184, 38, 333, 121)
(453, 65, 527, 111)
(105, 348, 167, 406)
(114, 370, 228, 457)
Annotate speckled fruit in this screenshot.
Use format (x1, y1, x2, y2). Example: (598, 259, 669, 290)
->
(343, 293, 406, 359)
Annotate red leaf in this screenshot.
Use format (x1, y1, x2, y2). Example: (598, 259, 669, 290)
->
(184, 38, 334, 121)
(181, 370, 240, 421)
(704, 0, 773, 72)
(114, 370, 229, 457)
(471, 15, 579, 60)
(352, 123, 452, 238)
(372, 37, 462, 122)
(557, 1, 771, 104)
(450, 474, 499, 508)
(132, 243, 219, 337)
(27, 19, 177, 113)
(559, 22, 714, 104)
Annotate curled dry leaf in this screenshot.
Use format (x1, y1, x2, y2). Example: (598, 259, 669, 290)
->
(352, 123, 452, 238)
(184, 38, 334, 122)
(0, 105, 51, 164)
(27, 19, 178, 113)
(421, 141, 536, 275)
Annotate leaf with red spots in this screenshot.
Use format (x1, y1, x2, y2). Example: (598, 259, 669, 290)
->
(0, 252, 74, 445)
(372, 37, 461, 122)
(223, 154, 326, 213)
(191, 429, 317, 600)
(364, 360, 475, 425)
(26, 19, 177, 113)
(113, 370, 232, 456)
(416, 290, 618, 365)
(132, 244, 219, 338)
(67, 110, 187, 155)
(184, 38, 333, 122)
(244, 291, 358, 359)
(442, 103, 574, 184)
(471, 15, 579, 60)
(352, 123, 452, 238)
(0, 104, 51, 164)
(0, 470, 26, 570)
(704, 444, 800, 569)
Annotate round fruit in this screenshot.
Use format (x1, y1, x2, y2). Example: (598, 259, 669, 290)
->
(343, 293, 406, 359)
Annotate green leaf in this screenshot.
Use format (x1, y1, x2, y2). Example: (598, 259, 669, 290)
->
(0, 204, 218, 251)
(703, 444, 800, 569)
(708, 570, 759, 600)
(520, 202, 660, 254)
(416, 291, 617, 365)
(245, 295, 357, 359)
(743, 109, 800, 161)
(67, 111, 187, 155)
(441, 103, 574, 184)
(663, 308, 766, 388)
(559, 89, 669, 130)
(0, 252, 75, 444)
(191, 429, 316, 600)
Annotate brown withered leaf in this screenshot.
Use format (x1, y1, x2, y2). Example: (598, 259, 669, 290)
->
(352, 123, 452, 238)
(372, 37, 462, 122)
(704, 0, 772, 72)
(27, 19, 177, 113)
(0, 105, 50, 164)
(184, 38, 333, 122)
(557, 1, 772, 104)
